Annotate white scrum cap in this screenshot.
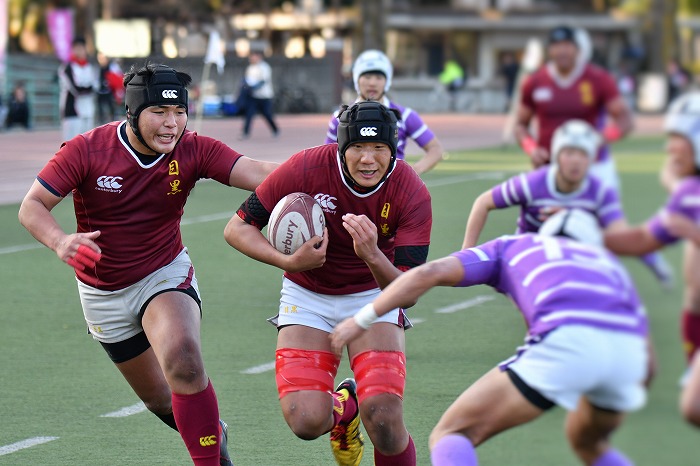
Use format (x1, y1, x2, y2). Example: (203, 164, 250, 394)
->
(664, 92, 700, 169)
(353, 49, 393, 94)
(551, 119, 601, 164)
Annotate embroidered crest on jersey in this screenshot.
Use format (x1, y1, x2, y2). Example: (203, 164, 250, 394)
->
(167, 179, 182, 195)
(579, 81, 594, 106)
(314, 193, 338, 215)
(168, 160, 179, 175)
(380, 223, 391, 236)
(381, 203, 390, 219)
(95, 175, 124, 193)
(379, 202, 392, 236)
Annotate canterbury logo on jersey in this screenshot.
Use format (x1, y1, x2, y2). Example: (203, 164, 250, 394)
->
(360, 126, 377, 137)
(314, 193, 337, 214)
(162, 90, 178, 98)
(95, 175, 124, 193)
(199, 435, 218, 447)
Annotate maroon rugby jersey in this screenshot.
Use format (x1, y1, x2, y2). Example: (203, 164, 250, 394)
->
(254, 144, 432, 295)
(37, 121, 243, 290)
(521, 63, 619, 162)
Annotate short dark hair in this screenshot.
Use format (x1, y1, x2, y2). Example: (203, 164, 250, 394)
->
(72, 37, 86, 46)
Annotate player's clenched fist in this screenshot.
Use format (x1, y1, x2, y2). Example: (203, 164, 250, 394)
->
(342, 213, 379, 261)
(57, 230, 102, 271)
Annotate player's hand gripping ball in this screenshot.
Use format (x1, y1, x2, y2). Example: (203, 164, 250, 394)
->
(267, 193, 326, 255)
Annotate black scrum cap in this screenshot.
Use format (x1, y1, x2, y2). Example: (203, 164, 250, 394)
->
(336, 101, 400, 158)
(125, 64, 189, 118)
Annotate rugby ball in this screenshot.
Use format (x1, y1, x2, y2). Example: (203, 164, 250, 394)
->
(267, 193, 325, 255)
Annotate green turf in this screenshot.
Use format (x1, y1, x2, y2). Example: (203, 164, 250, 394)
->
(1, 135, 697, 465)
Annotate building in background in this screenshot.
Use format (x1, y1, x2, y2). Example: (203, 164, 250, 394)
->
(1, 0, 696, 122)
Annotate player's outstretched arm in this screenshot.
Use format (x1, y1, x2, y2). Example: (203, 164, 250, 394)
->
(661, 213, 700, 246)
(19, 179, 102, 269)
(224, 214, 327, 273)
(228, 157, 280, 192)
(412, 137, 444, 176)
(330, 256, 464, 355)
(604, 225, 662, 256)
(463, 190, 496, 249)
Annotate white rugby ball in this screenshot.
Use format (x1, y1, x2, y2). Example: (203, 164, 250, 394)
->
(267, 192, 325, 255)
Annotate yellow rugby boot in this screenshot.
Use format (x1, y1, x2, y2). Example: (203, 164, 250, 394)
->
(330, 378, 364, 466)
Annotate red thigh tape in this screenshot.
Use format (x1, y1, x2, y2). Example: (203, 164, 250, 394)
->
(351, 350, 406, 403)
(275, 348, 340, 399)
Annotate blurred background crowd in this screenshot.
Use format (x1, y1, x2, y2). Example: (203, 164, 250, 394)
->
(0, 0, 697, 129)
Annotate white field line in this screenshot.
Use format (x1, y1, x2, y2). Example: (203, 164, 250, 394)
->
(180, 212, 232, 225)
(100, 402, 147, 418)
(424, 171, 505, 188)
(240, 361, 276, 374)
(1, 172, 505, 256)
(0, 437, 59, 456)
(0, 243, 42, 254)
(434, 295, 495, 314)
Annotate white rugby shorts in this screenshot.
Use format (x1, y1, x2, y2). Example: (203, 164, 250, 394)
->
(269, 277, 407, 332)
(77, 248, 200, 343)
(502, 324, 648, 412)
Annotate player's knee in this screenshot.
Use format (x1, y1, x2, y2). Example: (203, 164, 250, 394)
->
(275, 348, 340, 439)
(360, 393, 403, 428)
(359, 393, 405, 451)
(283, 407, 329, 440)
(160, 337, 205, 384)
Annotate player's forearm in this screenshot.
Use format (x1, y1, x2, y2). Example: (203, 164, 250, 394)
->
(224, 217, 289, 269)
(463, 193, 493, 248)
(604, 228, 659, 256)
(372, 265, 438, 315)
(464, 210, 488, 249)
(230, 158, 280, 191)
(18, 198, 68, 252)
(364, 251, 402, 290)
(514, 123, 533, 146)
(373, 258, 463, 315)
(412, 140, 444, 175)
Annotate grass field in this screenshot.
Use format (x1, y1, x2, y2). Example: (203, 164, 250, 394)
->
(1, 135, 698, 465)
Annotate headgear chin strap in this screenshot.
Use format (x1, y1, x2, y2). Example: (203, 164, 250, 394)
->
(124, 64, 189, 154)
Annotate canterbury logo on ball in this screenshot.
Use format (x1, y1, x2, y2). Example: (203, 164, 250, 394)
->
(96, 176, 123, 189)
(360, 127, 378, 137)
(162, 89, 178, 98)
(199, 435, 217, 447)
